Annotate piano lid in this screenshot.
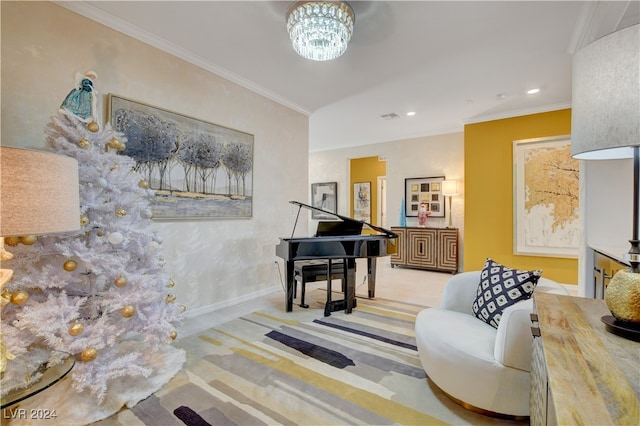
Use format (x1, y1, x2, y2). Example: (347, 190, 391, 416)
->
(289, 201, 397, 239)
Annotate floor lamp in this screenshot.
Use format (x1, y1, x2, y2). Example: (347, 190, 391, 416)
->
(571, 24, 640, 337)
(442, 180, 458, 228)
(0, 146, 80, 373)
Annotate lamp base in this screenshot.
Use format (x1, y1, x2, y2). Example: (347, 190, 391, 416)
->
(601, 315, 640, 342)
(605, 269, 640, 322)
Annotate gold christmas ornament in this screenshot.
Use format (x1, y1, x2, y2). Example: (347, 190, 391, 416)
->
(10, 290, 29, 305)
(68, 321, 84, 336)
(80, 214, 90, 226)
(115, 208, 127, 217)
(78, 138, 90, 148)
(111, 163, 120, 171)
(605, 270, 640, 323)
(121, 305, 136, 318)
(19, 235, 37, 245)
(169, 331, 177, 340)
(96, 228, 105, 237)
(87, 121, 100, 132)
(80, 346, 97, 362)
(179, 304, 187, 313)
(63, 259, 78, 272)
(167, 280, 176, 288)
(4, 237, 20, 247)
(114, 275, 128, 288)
(138, 179, 149, 189)
(165, 294, 176, 304)
(106, 138, 120, 150)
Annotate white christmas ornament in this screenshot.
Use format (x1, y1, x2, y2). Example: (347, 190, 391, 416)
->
(107, 232, 124, 245)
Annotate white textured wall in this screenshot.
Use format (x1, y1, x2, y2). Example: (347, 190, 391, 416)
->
(310, 132, 465, 269)
(1, 2, 308, 316)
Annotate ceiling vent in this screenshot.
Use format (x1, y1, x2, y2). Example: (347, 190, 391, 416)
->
(380, 112, 399, 120)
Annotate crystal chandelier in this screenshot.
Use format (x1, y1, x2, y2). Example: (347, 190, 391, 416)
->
(286, 1, 355, 61)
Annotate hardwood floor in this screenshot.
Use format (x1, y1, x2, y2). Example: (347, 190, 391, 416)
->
(179, 258, 577, 337)
(179, 258, 451, 337)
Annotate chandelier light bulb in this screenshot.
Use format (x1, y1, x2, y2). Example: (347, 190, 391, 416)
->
(286, 1, 355, 61)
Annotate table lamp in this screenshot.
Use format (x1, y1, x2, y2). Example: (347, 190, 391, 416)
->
(0, 146, 80, 372)
(442, 180, 458, 228)
(571, 24, 640, 336)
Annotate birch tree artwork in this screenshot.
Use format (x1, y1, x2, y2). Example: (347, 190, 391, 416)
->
(110, 95, 254, 219)
(514, 137, 579, 257)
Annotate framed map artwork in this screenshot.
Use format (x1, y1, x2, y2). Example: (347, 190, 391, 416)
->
(513, 136, 578, 257)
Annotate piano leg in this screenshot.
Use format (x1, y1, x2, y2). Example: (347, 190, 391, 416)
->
(345, 258, 356, 313)
(324, 260, 333, 317)
(285, 260, 295, 312)
(367, 258, 377, 298)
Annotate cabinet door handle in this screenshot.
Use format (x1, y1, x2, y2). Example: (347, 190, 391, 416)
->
(418, 241, 423, 255)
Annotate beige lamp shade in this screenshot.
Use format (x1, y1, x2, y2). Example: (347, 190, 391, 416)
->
(442, 180, 458, 196)
(571, 24, 639, 160)
(1, 146, 80, 237)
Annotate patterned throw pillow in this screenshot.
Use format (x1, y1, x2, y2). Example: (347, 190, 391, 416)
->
(472, 258, 542, 328)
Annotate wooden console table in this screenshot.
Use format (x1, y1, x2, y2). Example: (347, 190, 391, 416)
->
(530, 293, 639, 425)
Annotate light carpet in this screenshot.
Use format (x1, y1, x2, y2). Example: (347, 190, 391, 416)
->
(97, 290, 523, 426)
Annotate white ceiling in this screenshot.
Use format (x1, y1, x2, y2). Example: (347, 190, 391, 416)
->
(59, 1, 639, 152)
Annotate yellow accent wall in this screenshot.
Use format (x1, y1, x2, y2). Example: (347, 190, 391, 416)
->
(350, 156, 386, 225)
(464, 109, 578, 284)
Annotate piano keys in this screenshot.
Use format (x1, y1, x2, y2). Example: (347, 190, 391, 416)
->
(275, 201, 398, 315)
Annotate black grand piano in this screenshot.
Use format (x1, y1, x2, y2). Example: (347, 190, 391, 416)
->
(275, 201, 398, 315)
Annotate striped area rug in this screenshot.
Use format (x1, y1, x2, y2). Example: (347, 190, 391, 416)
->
(102, 291, 516, 426)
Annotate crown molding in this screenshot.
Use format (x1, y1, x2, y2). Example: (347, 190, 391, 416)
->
(53, 1, 311, 116)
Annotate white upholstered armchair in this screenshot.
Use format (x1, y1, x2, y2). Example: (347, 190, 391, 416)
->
(414, 270, 569, 418)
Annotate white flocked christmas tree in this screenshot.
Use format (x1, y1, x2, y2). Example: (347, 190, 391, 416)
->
(1, 71, 185, 404)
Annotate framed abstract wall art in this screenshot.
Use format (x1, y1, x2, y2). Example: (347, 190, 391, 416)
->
(310, 182, 337, 219)
(108, 94, 254, 219)
(513, 135, 578, 257)
(404, 176, 445, 218)
(353, 181, 371, 222)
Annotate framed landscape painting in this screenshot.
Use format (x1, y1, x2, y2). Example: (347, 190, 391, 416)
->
(108, 94, 254, 219)
(513, 135, 578, 257)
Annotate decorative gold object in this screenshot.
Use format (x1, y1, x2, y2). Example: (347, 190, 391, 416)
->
(80, 346, 97, 362)
(3, 237, 19, 247)
(179, 304, 186, 313)
(80, 214, 89, 226)
(87, 121, 100, 133)
(121, 305, 135, 318)
(96, 228, 105, 237)
(63, 259, 78, 272)
(114, 275, 128, 288)
(165, 294, 176, 304)
(115, 208, 127, 217)
(9, 290, 29, 305)
(68, 321, 84, 336)
(605, 270, 640, 323)
(138, 179, 149, 189)
(19, 235, 37, 245)
(169, 331, 177, 340)
(167, 279, 176, 288)
(78, 138, 90, 148)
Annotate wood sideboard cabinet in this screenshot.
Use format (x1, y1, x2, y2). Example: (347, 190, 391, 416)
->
(593, 250, 628, 299)
(389, 227, 458, 273)
(530, 293, 640, 426)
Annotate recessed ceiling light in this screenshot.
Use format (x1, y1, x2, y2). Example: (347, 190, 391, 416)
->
(527, 88, 540, 95)
(496, 93, 506, 100)
(406, 111, 416, 116)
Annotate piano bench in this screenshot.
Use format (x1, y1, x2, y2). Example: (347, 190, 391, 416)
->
(294, 260, 345, 308)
